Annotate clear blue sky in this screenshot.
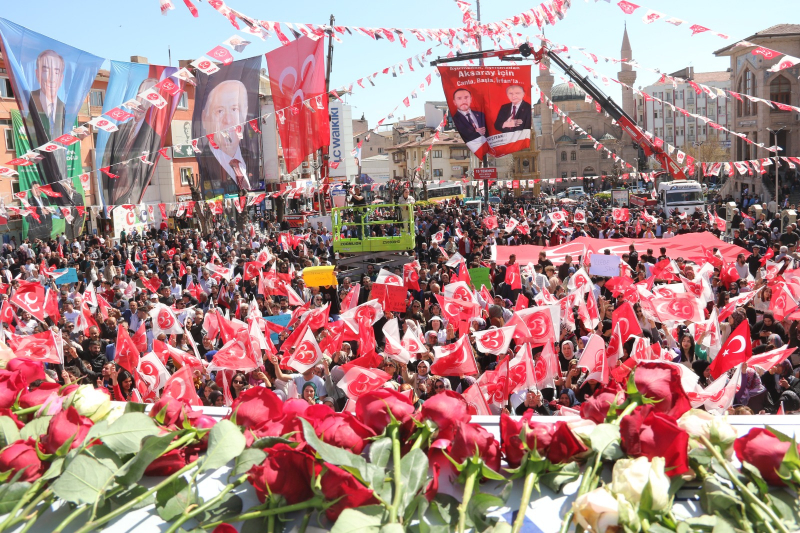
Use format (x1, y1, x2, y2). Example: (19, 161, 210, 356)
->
(1, 0, 795, 127)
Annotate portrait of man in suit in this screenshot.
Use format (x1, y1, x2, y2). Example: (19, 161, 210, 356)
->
(198, 79, 257, 198)
(102, 77, 162, 205)
(450, 88, 486, 143)
(494, 84, 532, 133)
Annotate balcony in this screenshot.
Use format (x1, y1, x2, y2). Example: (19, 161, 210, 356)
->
(450, 153, 470, 161)
(392, 154, 407, 163)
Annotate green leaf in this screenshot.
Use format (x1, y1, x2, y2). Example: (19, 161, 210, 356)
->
(467, 493, 503, 531)
(540, 462, 580, 493)
(156, 476, 198, 522)
(42, 456, 64, 481)
(740, 461, 769, 495)
(639, 479, 654, 514)
(369, 437, 392, 469)
(379, 525, 406, 533)
(51, 454, 116, 505)
(300, 418, 377, 483)
(86, 413, 160, 455)
(711, 516, 737, 533)
(430, 494, 461, 527)
(769, 489, 800, 528)
(589, 423, 620, 456)
(251, 435, 293, 449)
(230, 448, 267, 479)
(485, 522, 512, 533)
(400, 448, 428, 511)
(124, 402, 147, 414)
(0, 417, 20, 449)
(115, 433, 176, 486)
(20, 415, 52, 440)
(766, 425, 793, 443)
(480, 463, 507, 481)
(83, 443, 123, 471)
(200, 419, 246, 473)
(699, 477, 743, 515)
(0, 482, 32, 514)
(781, 436, 800, 471)
(330, 506, 386, 533)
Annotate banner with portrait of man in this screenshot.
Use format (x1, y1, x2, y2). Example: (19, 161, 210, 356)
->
(0, 18, 101, 240)
(192, 56, 262, 199)
(437, 65, 532, 159)
(171, 120, 194, 158)
(95, 61, 183, 206)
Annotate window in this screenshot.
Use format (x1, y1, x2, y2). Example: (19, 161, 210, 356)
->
(433, 168, 443, 177)
(561, 151, 567, 161)
(89, 90, 104, 107)
(770, 76, 791, 106)
(570, 151, 576, 161)
(432, 150, 442, 158)
(586, 127, 592, 136)
(571, 171, 577, 177)
(561, 172, 567, 179)
(0, 78, 13, 99)
(738, 70, 756, 115)
(377, 148, 383, 154)
(3, 129, 13, 151)
(177, 92, 189, 109)
(180, 167, 193, 186)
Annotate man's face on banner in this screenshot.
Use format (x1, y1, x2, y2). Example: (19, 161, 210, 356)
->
(453, 89, 473, 112)
(35, 51, 65, 104)
(506, 85, 525, 105)
(132, 78, 158, 122)
(203, 80, 247, 157)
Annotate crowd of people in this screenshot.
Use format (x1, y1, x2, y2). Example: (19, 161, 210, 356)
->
(3, 185, 800, 419)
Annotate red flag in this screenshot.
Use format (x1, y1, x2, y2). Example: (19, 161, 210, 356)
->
(719, 262, 740, 288)
(576, 334, 608, 383)
(747, 345, 795, 373)
(0, 300, 16, 331)
(209, 339, 260, 371)
(142, 276, 162, 294)
(770, 282, 798, 321)
(462, 384, 492, 415)
(708, 320, 751, 379)
(115, 324, 140, 373)
(10, 281, 47, 322)
(504, 263, 522, 290)
(337, 367, 392, 399)
(162, 366, 203, 406)
(612, 207, 630, 222)
(13, 330, 61, 364)
(611, 301, 642, 343)
(286, 328, 323, 372)
(132, 323, 147, 353)
(515, 306, 556, 346)
(403, 263, 420, 290)
(266, 37, 329, 174)
(44, 288, 61, 324)
(761, 247, 775, 266)
(514, 293, 528, 311)
(430, 334, 478, 376)
(472, 325, 515, 355)
(243, 261, 262, 281)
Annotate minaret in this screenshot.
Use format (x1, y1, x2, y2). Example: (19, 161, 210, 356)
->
(618, 24, 637, 123)
(535, 39, 556, 179)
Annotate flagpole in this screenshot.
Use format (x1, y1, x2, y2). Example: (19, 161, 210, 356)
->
(505, 354, 512, 412)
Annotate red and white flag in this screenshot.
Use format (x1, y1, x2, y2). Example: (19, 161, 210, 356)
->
(205, 263, 234, 282)
(137, 352, 171, 391)
(115, 324, 140, 374)
(473, 325, 515, 355)
(287, 328, 323, 372)
(10, 280, 46, 322)
(431, 334, 478, 376)
(383, 320, 412, 364)
(612, 208, 630, 222)
(746, 345, 795, 373)
(149, 303, 184, 336)
(191, 56, 221, 75)
(162, 365, 203, 406)
(573, 209, 586, 224)
(515, 306, 557, 346)
(707, 320, 751, 379)
(209, 339, 260, 371)
(375, 268, 404, 286)
(12, 330, 61, 364)
(534, 342, 560, 390)
(75, 300, 98, 333)
(462, 383, 492, 415)
(504, 263, 522, 290)
(337, 367, 392, 399)
(653, 293, 704, 323)
(139, 88, 168, 109)
(692, 365, 741, 414)
(577, 334, 608, 383)
(611, 301, 642, 342)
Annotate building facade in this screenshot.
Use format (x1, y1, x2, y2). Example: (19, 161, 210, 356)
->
(714, 24, 800, 198)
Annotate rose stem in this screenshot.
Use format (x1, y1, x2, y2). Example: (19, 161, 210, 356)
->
(164, 474, 249, 533)
(698, 436, 790, 533)
(559, 451, 602, 533)
(71, 459, 202, 533)
(16, 493, 55, 533)
(0, 487, 53, 533)
(298, 512, 311, 533)
(409, 425, 432, 452)
(53, 504, 89, 533)
(511, 460, 537, 533)
(0, 478, 46, 533)
(11, 405, 42, 417)
(389, 424, 405, 523)
(201, 497, 324, 530)
(457, 461, 481, 533)
(267, 497, 276, 533)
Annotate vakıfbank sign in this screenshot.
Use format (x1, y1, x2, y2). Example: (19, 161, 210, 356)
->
(328, 101, 353, 179)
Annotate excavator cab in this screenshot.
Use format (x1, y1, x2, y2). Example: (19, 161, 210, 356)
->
(331, 203, 415, 253)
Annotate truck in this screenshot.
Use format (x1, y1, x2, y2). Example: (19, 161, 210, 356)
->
(656, 180, 706, 215)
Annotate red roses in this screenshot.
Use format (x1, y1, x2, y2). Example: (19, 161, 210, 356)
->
(500, 413, 587, 468)
(248, 443, 319, 504)
(0, 438, 45, 482)
(734, 428, 794, 486)
(41, 406, 93, 455)
(355, 389, 415, 435)
(620, 405, 689, 477)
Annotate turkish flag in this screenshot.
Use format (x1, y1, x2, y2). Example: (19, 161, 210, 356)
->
(484, 216, 498, 230)
(13, 330, 61, 364)
(209, 339, 260, 371)
(462, 383, 492, 415)
(612, 208, 630, 222)
(612, 301, 642, 342)
(719, 262, 740, 288)
(266, 37, 329, 174)
(431, 334, 478, 376)
(162, 366, 203, 406)
(0, 300, 16, 331)
(504, 263, 522, 290)
(403, 263, 420, 290)
(514, 293, 528, 311)
(770, 282, 798, 321)
(10, 280, 47, 322)
(708, 320, 751, 379)
(473, 325, 515, 355)
(132, 323, 147, 353)
(115, 324, 141, 374)
(75, 300, 98, 333)
(605, 322, 624, 369)
(142, 276, 162, 294)
(747, 345, 796, 373)
(243, 261, 262, 281)
(337, 367, 392, 399)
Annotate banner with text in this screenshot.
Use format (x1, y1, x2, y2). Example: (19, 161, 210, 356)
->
(438, 65, 531, 159)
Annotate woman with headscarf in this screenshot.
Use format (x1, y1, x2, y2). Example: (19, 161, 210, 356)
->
(763, 358, 793, 412)
(556, 388, 578, 410)
(431, 377, 452, 395)
(734, 363, 767, 412)
(301, 382, 320, 405)
(426, 316, 447, 345)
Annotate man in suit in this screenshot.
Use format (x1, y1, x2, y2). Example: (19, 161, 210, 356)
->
(102, 77, 162, 205)
(494, 84, 532, 133)
(451, 88, 487, 143)
(198, 80, 257, 198)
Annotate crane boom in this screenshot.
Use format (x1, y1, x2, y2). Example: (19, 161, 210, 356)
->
(430, 44, 687, 180)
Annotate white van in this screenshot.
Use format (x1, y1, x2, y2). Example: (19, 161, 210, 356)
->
(656, 180, 705, 215)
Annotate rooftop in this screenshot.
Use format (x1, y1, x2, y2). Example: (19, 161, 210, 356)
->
(647, 70, 730, 86)
(551, 82, 586, 102)
(714, 24, 800, 56)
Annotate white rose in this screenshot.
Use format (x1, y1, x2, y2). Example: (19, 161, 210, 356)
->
(105, 402, 126, 425)
(678, 409, 737, 459)
(66, 385, 112, 422)
(611, 456, 671, 511)
(573, 487, 619, 532)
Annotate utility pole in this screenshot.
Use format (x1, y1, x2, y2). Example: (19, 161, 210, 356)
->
(767, 127, 786, 208)
(475, 0, 490, 208)
(318, 13, 335, 217)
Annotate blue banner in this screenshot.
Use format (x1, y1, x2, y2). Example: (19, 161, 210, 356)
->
(53, 268, 79, 286)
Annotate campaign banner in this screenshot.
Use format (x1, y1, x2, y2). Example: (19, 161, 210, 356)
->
(193, 56, 263, 199)
(438, 65, 531, 159)
(171, 119, 195, 158)
(0, 18, 99, 239)
(95, 61, 183, 206)
(266, 36, 329, 174)
(11, 110, 84, 240)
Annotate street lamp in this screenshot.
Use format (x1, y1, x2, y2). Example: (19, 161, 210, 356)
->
(767, 127, 787, 207)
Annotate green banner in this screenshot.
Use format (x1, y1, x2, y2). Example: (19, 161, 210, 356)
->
(468, 267, 492, 292)
(11, 110, 85, 240)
